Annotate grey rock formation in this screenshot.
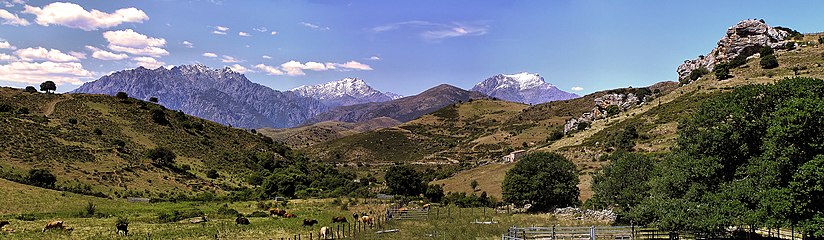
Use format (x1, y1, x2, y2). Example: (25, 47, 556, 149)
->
(677, 19, 792, 82)
(563, 92, 644, 134)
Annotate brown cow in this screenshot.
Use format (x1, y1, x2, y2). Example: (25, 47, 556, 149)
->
(42, 220, 64, 232)
(303, 219, 318, 227)
(422, 203, 431, 210)
(268, 208, 286, 217)
(283, 213, 297, 218)
(360, 215, 373, 226)
(331, 216, 347, 223)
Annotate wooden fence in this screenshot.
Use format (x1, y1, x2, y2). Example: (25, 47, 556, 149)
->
(502, 226, 635, 240)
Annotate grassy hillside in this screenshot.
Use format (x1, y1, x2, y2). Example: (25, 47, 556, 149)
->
(0, 89, 303, 199)
(258, 117, 401, 148)
(438, 33, 824, 201)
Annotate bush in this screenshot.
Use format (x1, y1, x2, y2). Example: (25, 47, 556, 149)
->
(116, 92, 129, 100)
(93, 128, 103, 135)
(760, 46, 774, 56)
(606, 105, 620, 116)
(247, 211, 269, 218)
(576, 121, 590, 131)
(385, 165, 425, 196)
(760, 54, 779, 69)
(149, 97, 158, 103)
(16, 107, 29, 114)
(146, 147, 176, 166)
(27, 169, 56, 188)
(547, 130, 564, 142)
(502, 152, 579, 212)
(589, 152, 653, 213)
(424, 184, 445, 203)
(68, 118, 78, 124)
(819, 37, 824, 45)
(24, 86, 37, 93)
(151, 109, 169, 125)
(0, 103, 12, 112)
(686, 67, 709, 83)
(714, 63, 731, 80)
(206, 169, 219, 179)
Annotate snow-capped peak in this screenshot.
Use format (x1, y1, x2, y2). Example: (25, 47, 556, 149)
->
(290, 77, 398, 107)
(500, 72, 550, 90)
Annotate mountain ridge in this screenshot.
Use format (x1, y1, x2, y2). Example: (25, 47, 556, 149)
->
(471, 72, 579, 104)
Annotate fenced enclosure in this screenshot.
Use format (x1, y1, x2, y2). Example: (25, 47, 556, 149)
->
(502, 226, 634, 240)
(386, 206, 429, 221)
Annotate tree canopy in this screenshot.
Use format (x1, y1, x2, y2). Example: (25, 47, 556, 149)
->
(502, 152, 579, 212)
(39, 81, 56, 93)
(385, 165, 424, 196)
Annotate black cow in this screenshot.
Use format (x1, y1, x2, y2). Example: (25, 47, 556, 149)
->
(115, 222, 128, 236)
(303, 219, 318, 227)
(235, 217, 250, 225)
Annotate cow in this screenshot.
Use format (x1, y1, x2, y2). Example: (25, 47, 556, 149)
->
(331, 216, 347, 223)
(422, 203, 431, 210)
(303, 219, 318, 227)
(235, 217, 250, 225)
(320, 226, 331, 240)
(352, 212, 359, 222)
(42, 220, 64, 232)
(283, 213, 297, 218)
(360, 215, 373, 227)
(115, 222, 128, 236)
(268, 208, 286, 217)
(189, 215, 208, 224)
(398, 207, 409, 216)
(0, 221, 8, 229)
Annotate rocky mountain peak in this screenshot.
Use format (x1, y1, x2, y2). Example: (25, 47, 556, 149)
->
(290, 77, 397, 107)
(677, 19, 794, 82)
(472, 72, 577, 104)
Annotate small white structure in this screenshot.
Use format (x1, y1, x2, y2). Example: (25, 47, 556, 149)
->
(502, 150, 527, 163)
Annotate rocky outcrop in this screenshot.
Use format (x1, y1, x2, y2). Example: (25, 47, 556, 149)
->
(563, 89, 649, 134)
(553, 207, 616, 222)
(677, 19, 792, 82)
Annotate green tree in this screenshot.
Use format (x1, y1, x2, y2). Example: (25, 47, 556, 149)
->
(424, 184, 445, 203)
(502, 152, 579, 212)
(606, 105, 620, 116)
(146, 147, 176, 166)
(151, 109, 169, 125)
(27, 169, 56, 188)
(385, 165, 424, 196)
(470, 179, 479, 191)
(605, 125, 638, 151)
(760, 54, 779, 69)
(24, 86, 37, 93)
(115, 92, 128, 100)
(713, 63, 731, 80)
(149, 97, 159, 103)
(39, 81, 56, 93)
(590, 152, 652, 213)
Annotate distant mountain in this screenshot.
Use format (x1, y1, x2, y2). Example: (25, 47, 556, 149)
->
(303, 84, 487, 124)
(71, 64, 327, 128)
(471, 72, 578, 104)
(291, 77, 399, 107)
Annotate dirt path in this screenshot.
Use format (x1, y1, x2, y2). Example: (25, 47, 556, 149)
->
(43, 95, 72, 116)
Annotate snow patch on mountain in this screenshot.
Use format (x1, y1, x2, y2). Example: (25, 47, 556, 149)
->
(290, 77, 397, 107)
(472, 72, 578, 104)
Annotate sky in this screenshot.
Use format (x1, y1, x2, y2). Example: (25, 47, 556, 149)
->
(1, 0, 824, 96)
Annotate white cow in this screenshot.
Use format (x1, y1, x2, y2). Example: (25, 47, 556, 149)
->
(320, 226, 331, 239)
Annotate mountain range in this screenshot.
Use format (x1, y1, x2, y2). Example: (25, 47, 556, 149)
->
(471, 72, 579, 104)
(290, 77, 401, 108)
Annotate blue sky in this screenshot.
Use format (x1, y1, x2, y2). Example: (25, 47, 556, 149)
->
(1, 0, 824, 95)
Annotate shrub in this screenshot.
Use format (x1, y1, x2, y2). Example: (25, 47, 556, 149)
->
(547, 130, 564, 142)
(24, 86, 37, 93)
(16, 107, 29, 114)
(247, 211, 269, 218)
(606, 105, 620, 116)
(68, 118, 78, 124)
(149, 97, 158, 103)
(819, 37, 824, 45)
(760, 46, 775, 56)
(589, 152, 653, 213)
(760, 54, 779, 69)
(714, 63, 731, 80)
(470, 179, 479, 191)
(576, 121, 590, 131)
(0, 103, 12, 112)
(206, 169, 219, 179)
(424, 184, 445, 203)
(27, 169, 56, 188)
(116, 92, 128, 100)
(502, 152, 579, 211)
(93, 128, 103, 135)
(151, 109, 169, 125)
(112, 139, 126, 149)
(687, 67, 709, 82)
(146, 147, 176, 166)
(785, 42, 797, 50)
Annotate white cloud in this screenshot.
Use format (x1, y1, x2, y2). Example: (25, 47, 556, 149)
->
(22, 2, 147, 31)
(182, 41, 193, 48)
(369, 56, 381, 60)
(132, 56, 164, 69)
(220, 55, 241, 63)
(215, 26, 229, 31)
(68, 51, 86, 59)
(202, 52, 217, 58)
(422, 25, 488, 40)
(571, 86, 584, 92)
(254, 63, 283, 75)
(0, 9, 30, 26)
(15, 47, 80, 62)
(270, 31, 278, 35)
(374, 21, 488, 41)
(276, 60, 372, 76)
(300, 22, 329, 30)
(103, 29, 168, 57)
(253, 27, 267, 32)
(238, 31, 251, 37)
(335, 61, 373, 71)
(1, 0, 26, 8)
(228, 64, 249, 73)
(212, 30, 226, 35)
(0, 61, 93, 85)
(262, 55, 272, 59)
(0, 53, 18, 62)
(0, 41, 16, 50)
(86, 46, 127, 60)
(280, 60, 306, 76)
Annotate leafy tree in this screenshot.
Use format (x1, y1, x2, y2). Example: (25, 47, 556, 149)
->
(502, 152, 579, 212)
(115, 92, 128, 100)
(149, 97, 159, 103)
(590, 152, 653, 213)
(146, 147, 176, 166)
(424, 184, 445, 203)
(606, 105, 620, 116)
(819, 37, 824, 44)
(760, 46, 775, 56)
(470, 179, 479, 191)
(151, 109, 169, 125)
(385, 165, 424, 196)
(760, 54, 779, 69)
(27, 169, 56, 188)
(576, 121, 590, 131)
(605, 125, 638, 151)
(39, 81, 56, 93)
(713, 63, 731, 80)
(24, 86, 37, 93)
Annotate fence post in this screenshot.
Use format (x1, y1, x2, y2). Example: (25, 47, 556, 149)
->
(590, 226, 596, 240)
(553, 225, 556, 240)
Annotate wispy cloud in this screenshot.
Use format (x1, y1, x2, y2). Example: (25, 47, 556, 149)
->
(571, 86, 584, 92)
(253, 27, 267, 32)
(202, 52, 217, 58)
(373, 21, 489, 41)
(220, 55, 242, 63)
(0, 9, 29, 26)
(238, 31, 251, 37)
(300, 22, 330, 30)
(182, 41, 193, 48)
(368, 56, 381, 60)
(212, 26, 228, 35)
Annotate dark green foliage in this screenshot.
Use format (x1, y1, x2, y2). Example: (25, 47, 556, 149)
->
(502, 152, 579, 211)
(760, 54, 779, 69)
(116, 217, 129, 225)
(442, 191, 496, 208)
(151, 109, 169, 125)
(206, 169, 219, 179)
(93, 128, 103, 135)
(589, 152, 653, 214)
(115, 92, 128, 100)
(149, 97, 158, 103)
(775, 26, 803, 40)
(633, 78, 824, 236)
(760, 46, 774, 56)
(0, 103, 12, 112)
(68, 118, 78, 124)
(547, 130, 564, 142)
(15, 107, 29, 114)
(424, 184, 445, 203)
(819, 37, 824, 44)
(146, 147, 176, 167)
(470, 179, 479, 191)
(785, 42, 797, 50)
(24, 86, 37, 93)
(26, 168, 56, 188)
(385, 165, 425, 196)
(216, 204, 241, 217)
(606, 105, 620, 116)
(39, 81, 56, 93)
(576, 121, 590, 131)
(685, 67, 710, 84)
(714, 63, 731, 80)
(605, 125, 638, 151)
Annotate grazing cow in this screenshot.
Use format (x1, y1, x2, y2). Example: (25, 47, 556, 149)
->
(0, 221, 9, 229)
(320, 226, 331, 240)
(268, 208, 286, 217)
(352, 212, 359, 222)
(235, 217, 250, 225)
(360, 215, 373, 226)
(398, 207, 409, 216)
(42, 220, 64, 232)
(189, 215, 208, 224)
(422, 204, 431, 210)
(331, 216, 347, 223)
(283, 213, 297, 218)
(303, 219, 318, 227)
(115, 222, 128, 236)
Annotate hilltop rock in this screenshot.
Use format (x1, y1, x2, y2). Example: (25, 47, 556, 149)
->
(677, 19, 793, 82)
(563, 88, 655, 134)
